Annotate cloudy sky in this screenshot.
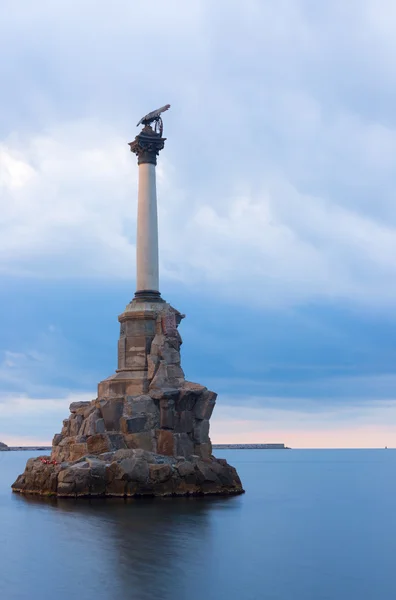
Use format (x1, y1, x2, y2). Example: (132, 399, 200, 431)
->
(1, 0, 396, 447)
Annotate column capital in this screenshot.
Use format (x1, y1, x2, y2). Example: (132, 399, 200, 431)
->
(129, 125, 166, 165)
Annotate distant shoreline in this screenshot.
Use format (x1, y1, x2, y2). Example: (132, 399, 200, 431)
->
(7, 447, 52, 452)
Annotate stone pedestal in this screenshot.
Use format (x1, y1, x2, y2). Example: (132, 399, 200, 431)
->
(12, 302, 244, 498)
(98, 300, 184, 397)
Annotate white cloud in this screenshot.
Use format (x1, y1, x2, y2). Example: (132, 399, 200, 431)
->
(0, 120, 137, 278)
(0, 391, 93, 446)
(1, 0, 396, 311)
(0, 392, 92, 417)
(2, 115, 396, 309)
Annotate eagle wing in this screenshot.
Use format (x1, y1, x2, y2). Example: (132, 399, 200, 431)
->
(136, 104, 171, 127)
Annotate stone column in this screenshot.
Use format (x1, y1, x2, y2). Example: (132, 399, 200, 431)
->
(129, 126, 165, 302)
(96, 125, 174, 398)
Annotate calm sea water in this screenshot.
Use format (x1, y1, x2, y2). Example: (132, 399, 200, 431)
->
(0, 449, 395, 600)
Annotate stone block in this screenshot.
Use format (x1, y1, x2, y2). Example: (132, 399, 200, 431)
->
(107, 433, 127, 450)
(69, 443, 88, 462)
(149, 361, 168, 390)
(125, 334, 150, 349)
(123, 416, 148, 433)
(69, 401, 91, 413)
(160, 399, 174, 429)
(194, 442, 212, 461)
(148, 333, 164, 354)
(124, 318, 156, 337)
(196, 461, 219, 483)
(156, 430, 175, 456)
(98, 378, 147, 398)
(83, 405, 96, 419)
(124, 431, 155, 452)
(112, 448, 137, 461)
(99, 398, 124, 431)
(75, 435, 87, 444)
(95, 418, 105, 434)
(175, 433, 194, 458)
(149, 464, 172, 483)
(61, 419, 70, 437)
(57, 481, 75, 496)
(87, 434, 111, 455)
(126, 395, 158, 416)
(167, 364, 184, 380)
(51, 446, 63, 462)
(159, 344, 181, 365)
(150, 388, 179, 401)
(125, 352, 147, 370)
(176, 461, 195, 478)
(80, 409, 102, 436)
(52, 434, 63, 447)
(89, 463, 107, 495)
(209, 461, 236, 486)
(174, 410, 193, 433)
(193, 420, 210, 444)
(177, 388, 203, 411)
(69, 414, 83, 437)
(124, 395, 159, 429)
(194, 391, 217, 420)
(58, 463, 89, 495)
(119, 458, 149, 483)
(109, 479, 128, 496)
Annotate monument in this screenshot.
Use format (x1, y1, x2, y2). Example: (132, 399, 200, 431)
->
(12, 106, 244, 498)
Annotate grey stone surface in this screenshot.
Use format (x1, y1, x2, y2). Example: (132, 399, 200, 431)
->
(70, 401, 91, 413)
(12, 450, 244, 498)
(175, 433, 194, 459)
(193, 419, 210, 444)
(194, 391, 217, 420)
(160, 399, 175, 429)
(95, 418, 105, 434)
(100, 398, 124, 431)
(124, 416, 148, 433)
(174, 410, 193, 433)
(69, 414, 83, 437)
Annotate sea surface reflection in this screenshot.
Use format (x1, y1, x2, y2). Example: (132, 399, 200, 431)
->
(1, 449, 396, 600)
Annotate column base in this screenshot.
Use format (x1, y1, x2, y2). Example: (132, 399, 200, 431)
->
(134, 289, 164, 302)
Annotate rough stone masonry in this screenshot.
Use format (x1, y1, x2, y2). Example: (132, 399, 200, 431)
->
(12, 300, 243, 498)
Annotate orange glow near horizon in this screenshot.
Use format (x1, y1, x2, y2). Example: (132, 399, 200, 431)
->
(210, 421, 396, 449)
(2, 398, 396, 449)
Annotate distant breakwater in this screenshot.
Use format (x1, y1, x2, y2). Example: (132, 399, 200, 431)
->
(213, 444, 290, 450)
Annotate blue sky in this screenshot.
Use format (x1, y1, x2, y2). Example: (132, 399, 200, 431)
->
(1, 0, 396, 447)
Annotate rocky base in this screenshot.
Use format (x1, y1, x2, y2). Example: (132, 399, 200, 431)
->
(11, 449, 244, 498)
(50, 382, 217, 464)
